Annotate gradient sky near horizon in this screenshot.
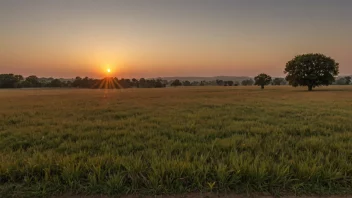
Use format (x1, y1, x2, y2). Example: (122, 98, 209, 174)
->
(1, 0, 351, 78)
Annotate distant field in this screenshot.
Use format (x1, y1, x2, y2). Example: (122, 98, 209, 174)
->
(1, 86, 352, 197)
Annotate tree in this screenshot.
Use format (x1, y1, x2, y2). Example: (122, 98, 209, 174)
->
(254, 73, 272, 89)
(183, 80, 191, 86)
(63, 81, 72, 87)
(162, 80, 168, 86)
(191, 81, 199, 86)
(81, 77, 92, 88)
(241, 79, 254, 86)
(216, 79, 224, 86)
(15, 75, 24, 84)
(272, 78, 286, 85)
(118, 78, 132, 88)
(171, 79, 182, 87)
(139, 78, 146, 88)
(132, 78, 139, 87)
(155, 78, 166, 88)
(336, 78, 346, 85)
(284, 53, 339, 91)
(227, 81, 234, 86)
(24, 75, 41, 87)
(0, 74, 23, 88)
(49, 79, 63, 87)
(72, 77, 82, 88)
(335, 76, 351, 85)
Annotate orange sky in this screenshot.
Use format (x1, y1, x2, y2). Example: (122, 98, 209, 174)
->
(1, 0, 351, 78)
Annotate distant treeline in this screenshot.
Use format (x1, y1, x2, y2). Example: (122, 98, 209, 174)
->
(0, 73, 350, 89)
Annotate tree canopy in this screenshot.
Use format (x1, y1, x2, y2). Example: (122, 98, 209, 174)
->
(284, 53, 339, 91)
(241, 79, 254, 86)
(272, 78, 287, 86)
(171, 79, 182, 87)
(0, 74, 23, 88)
(336, 76, 351, 85)
(254, 73, 272, 89)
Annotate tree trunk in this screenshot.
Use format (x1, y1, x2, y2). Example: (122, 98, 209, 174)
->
(261, 85, 264, 89)
(308, 85, 313, 91)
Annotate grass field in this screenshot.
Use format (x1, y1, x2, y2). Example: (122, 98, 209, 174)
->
(1, 86, 352, 197)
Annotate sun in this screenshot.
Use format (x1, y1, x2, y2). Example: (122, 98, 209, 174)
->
(103, 64, 114, 76)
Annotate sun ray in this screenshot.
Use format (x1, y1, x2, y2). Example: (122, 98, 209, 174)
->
(98, 79, 105, 89)
(105, 78, 108, 89)
(112, 77, 123, 89)
(108, 78, 112, 89)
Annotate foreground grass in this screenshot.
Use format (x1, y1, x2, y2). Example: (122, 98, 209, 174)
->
(1, 86, 352, 197)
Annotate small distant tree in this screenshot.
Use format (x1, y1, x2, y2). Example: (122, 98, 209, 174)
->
(234, 81, 239, 86)
(335, 76, 352, 85)
(72, 77, 82, 88)
(227, 81, 234, 86)
(123, 79, 132, 88)
(171, 79, 182, 87)
(154, 79, 165, 88)
(15, 75, 24, 87)
(162, 80, 169, 86)
(254, 73, 272, 89)
(241, 79, 254, 86)
(272, 78, 286, 85)
(24, 75, 41, 87)
(131, 78, 139, 87)
(63, 81, 72, 87)
(139, 78, 146, 88)
(191, 81, 199, 86)
(216, 79, 224, 86)
(80, 77, 93, 88)
(49, 79, 63, 87)
(336, 78, 346, 85)
(183, 80, 191, 86)
(0, 74, 23, 88)
(284, 53, 339, 91)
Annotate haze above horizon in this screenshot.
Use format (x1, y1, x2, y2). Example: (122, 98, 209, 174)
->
(1, 0, 351, 78)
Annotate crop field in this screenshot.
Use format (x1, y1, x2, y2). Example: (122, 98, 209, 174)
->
(1, 86, 352, 197)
